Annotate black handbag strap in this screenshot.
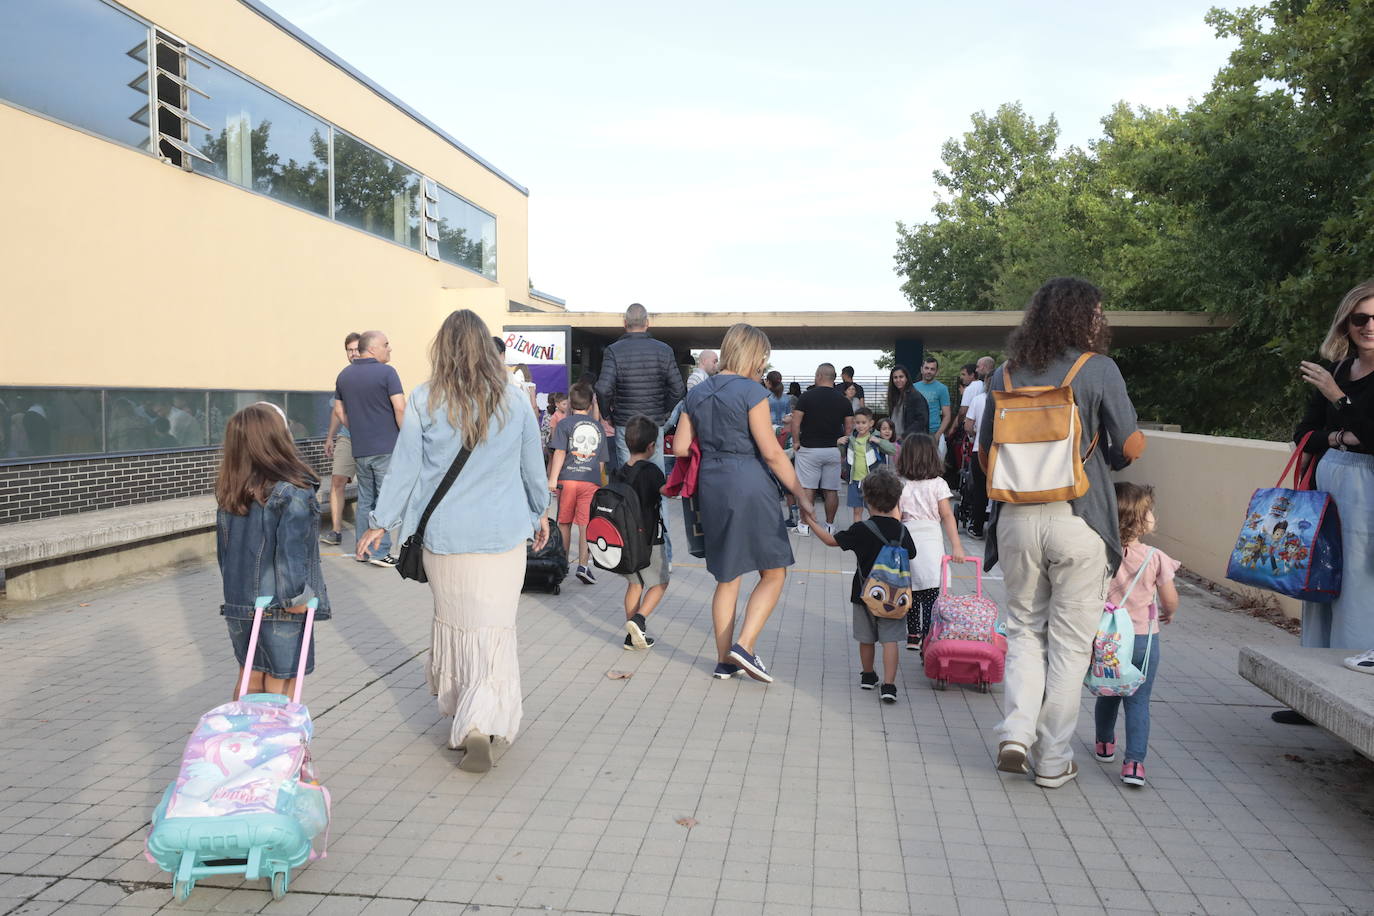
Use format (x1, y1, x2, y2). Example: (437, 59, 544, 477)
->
(412, 446, 473, 541)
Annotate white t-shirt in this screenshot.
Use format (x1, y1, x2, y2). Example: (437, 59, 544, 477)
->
(967, 392, 989, 452)
(960, 379, 985, 409)
(899, 476, 953, 523)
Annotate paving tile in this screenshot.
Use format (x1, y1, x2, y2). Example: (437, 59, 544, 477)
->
(0, 512, 1370, 916)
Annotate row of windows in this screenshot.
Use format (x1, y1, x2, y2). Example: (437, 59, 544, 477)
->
(0, 388, 333, 464)
(0, 0, 497, 279)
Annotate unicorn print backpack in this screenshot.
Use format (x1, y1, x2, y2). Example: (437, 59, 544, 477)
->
(146, 597, 330, 902)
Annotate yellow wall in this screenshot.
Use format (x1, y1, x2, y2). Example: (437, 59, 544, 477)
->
(1, 0, 537, 391)
(1116, 431, 1302, 618)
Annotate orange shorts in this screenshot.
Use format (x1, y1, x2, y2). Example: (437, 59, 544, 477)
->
(557, 479, 599, 527)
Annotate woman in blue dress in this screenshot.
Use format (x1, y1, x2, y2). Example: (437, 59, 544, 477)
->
(675, 324, 815, 683)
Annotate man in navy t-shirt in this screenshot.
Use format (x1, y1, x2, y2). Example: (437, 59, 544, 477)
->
(333, 330, 404, 567)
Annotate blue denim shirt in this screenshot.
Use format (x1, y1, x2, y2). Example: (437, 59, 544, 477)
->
(217, 480, 331, 620)
(369, 382, 550, 554)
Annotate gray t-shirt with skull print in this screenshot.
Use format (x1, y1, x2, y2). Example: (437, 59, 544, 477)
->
(551, 413, 609, 482)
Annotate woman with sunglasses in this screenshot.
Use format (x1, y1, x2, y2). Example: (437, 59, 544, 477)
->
(1286, 279, 1374, 708)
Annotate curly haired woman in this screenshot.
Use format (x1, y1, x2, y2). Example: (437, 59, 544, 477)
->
(979, 277, 1146, 788)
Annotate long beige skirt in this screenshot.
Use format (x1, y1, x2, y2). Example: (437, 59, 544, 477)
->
(423, 545, 524, 748)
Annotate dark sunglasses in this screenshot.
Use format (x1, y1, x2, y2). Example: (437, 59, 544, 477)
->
(1350, 313, 1374, 327)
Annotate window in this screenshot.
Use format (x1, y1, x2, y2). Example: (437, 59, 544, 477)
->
(209, 392, 286, 445)
(106, 389, 208, 451)
(0, 1, 498, 271)
(0, 0, 152, 150)
(188, 58, 329, 215)
(285, 392, 334, 440)
(435, 185, 498, 280)
(0, 388, 102, 460)
(332, 130, 422, 250)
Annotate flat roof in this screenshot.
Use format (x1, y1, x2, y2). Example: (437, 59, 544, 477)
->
(502, 310, 1233, 350)
(238, 0, 529, 197)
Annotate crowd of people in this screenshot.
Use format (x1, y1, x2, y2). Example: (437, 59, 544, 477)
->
(209, 276, 1374, 786)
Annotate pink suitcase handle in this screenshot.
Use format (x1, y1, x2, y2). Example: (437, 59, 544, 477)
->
(940, 555, 983, 597)
(237, 595, 318, 704)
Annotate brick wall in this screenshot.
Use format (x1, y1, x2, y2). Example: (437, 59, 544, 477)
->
(0, 441, 329, 525)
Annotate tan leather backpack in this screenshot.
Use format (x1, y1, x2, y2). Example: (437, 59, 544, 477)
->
(986, 352, 1097, 504)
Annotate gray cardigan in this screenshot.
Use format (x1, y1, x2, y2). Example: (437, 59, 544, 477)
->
(978, 350, 1141, 575)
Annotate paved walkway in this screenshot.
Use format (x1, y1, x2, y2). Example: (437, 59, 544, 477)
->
(1, 506, 1373, 916)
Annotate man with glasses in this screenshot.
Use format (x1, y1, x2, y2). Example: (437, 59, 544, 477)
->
(333, 330, 404, 567)
(321, 332, 362, 547)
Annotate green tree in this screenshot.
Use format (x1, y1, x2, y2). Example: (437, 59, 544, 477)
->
(894, 103, 1062, 311)
(894, 0, 1374, 439)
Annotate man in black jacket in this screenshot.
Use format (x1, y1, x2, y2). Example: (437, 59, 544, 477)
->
(595, 303, 685, 473)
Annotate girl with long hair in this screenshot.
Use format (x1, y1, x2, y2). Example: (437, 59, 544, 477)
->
(894, 433, 964, 651)
(361, 309, 550, 772)
(981, 277, 1145, 788)
(216, 402, 330, 700)
(675, 323, 815, 682)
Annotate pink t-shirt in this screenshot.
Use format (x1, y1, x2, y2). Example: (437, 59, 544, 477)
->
(1107, 541, 1181, 635)
(899, 477, 953, 523)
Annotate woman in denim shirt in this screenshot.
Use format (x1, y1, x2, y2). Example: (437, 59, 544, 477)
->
(216, 403, 330, 700)
(361, 310, 549, 772)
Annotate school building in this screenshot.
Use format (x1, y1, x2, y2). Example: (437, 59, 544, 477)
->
(0, 0, 569, 524)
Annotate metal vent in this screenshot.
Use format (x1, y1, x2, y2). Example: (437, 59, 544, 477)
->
(422, 179, 440, 260)
(151, 30, 211, 168)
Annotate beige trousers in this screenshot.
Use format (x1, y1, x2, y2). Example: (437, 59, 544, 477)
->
(994, 502, 1109, 775)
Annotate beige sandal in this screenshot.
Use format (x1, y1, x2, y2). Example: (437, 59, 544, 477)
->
(457, 729, 492, 773)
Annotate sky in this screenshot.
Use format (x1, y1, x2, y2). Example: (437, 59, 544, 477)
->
(267, 0, 1238, 377)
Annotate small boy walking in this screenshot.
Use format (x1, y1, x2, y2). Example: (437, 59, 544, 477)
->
(814, 468, 916, 703)
(616, 416, 671, 650)
(838, 407, 896, 524)
(548, 383, 609, 584)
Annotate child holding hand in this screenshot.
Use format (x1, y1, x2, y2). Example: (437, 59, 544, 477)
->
(895, 433, 965, 652)
(1093, 482, 1180, 788)
(813, 468, 916, 704)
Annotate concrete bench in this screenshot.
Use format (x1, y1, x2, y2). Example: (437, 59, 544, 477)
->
(0, 486, 355, 602)
(1239, 644, 1374, 759)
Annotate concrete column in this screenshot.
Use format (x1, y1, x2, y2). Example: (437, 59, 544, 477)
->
(893, 338, 924, 372)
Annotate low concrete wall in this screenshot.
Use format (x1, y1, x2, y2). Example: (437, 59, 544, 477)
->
(2, 487, 356, 602)
(6, 529, 216, 600)
(1116, 430, 1301, 618)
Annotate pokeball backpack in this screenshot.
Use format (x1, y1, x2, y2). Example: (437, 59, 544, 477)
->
(587, 464, 652, 575)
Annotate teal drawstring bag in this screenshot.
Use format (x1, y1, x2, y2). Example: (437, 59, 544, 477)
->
(1085, 548, 1156, 698)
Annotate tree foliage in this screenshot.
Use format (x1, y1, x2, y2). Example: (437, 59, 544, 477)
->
(894, 0, 1374, 439)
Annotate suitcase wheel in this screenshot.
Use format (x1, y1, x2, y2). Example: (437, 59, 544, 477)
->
(977, 681, 991, 694)
(551, 584, 561, 595)
(272, 870, 288, 900)
(173, 878, 194, 902)
(934, 678, 948, 691)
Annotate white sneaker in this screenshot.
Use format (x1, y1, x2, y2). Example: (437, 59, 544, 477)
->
(1343, 650, 1374, 674)
(796, 524, 810, 537)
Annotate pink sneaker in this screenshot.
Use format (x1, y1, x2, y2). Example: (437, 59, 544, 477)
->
(1121, 761, 1145, 787)
(1094, 740, 1116, 762)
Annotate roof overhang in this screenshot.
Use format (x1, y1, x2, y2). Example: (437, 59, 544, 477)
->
(502, 309, 1233, 350)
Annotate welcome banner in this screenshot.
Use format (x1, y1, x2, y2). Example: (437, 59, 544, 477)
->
(504, 328, 569, 398)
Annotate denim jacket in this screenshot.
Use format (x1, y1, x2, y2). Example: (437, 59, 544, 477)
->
(217, 480, 331, 620)
(369, 381, 549, 554)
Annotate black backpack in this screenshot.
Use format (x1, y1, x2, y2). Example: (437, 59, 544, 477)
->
(587, 465, 652, 575)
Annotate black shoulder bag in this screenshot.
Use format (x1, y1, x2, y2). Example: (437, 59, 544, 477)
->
(395, 446, 473, 583)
